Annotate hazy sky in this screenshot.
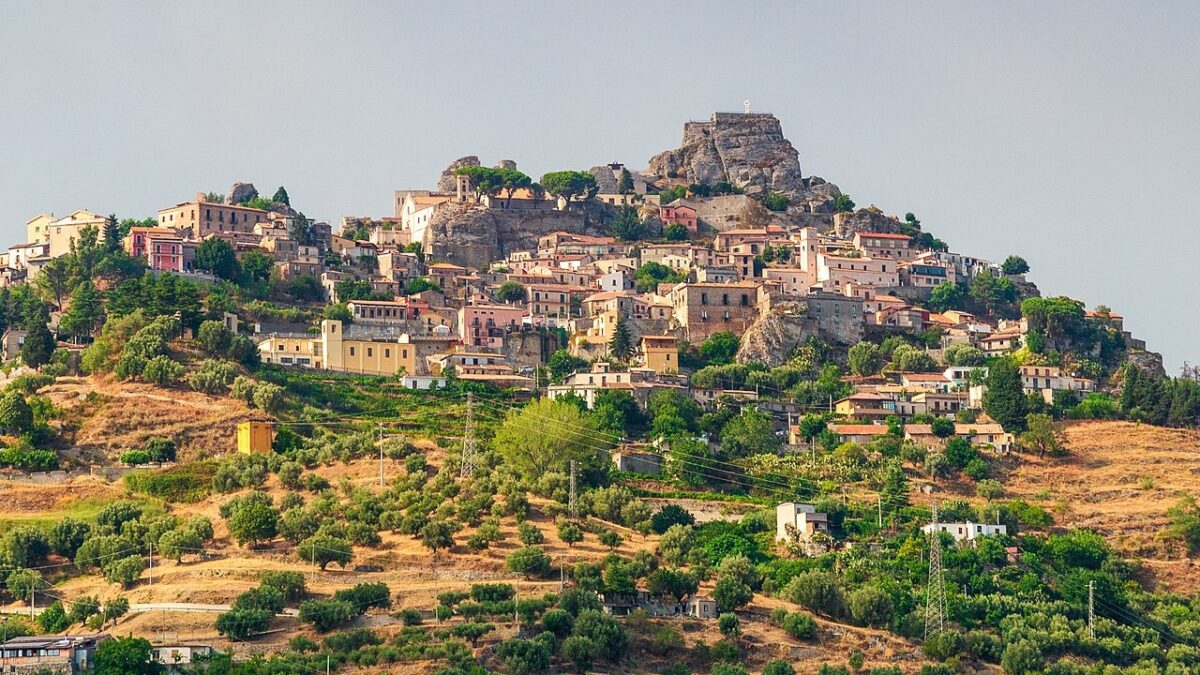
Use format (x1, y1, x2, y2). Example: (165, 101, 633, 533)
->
(1, 2, 1197, 371)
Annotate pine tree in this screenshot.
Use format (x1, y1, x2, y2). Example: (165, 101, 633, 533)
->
(880, 461, 909, 511)
(983, 357, 1028, 432)
(103, 215, 121, 253)
(0, 390, 33, 435)
(617, 168, 634, 194)
(59, 280, 102, 342)
(21, 314, 56, 369)
(609, 318, 635, 361)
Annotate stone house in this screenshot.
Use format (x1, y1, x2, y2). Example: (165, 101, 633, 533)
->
(667, 281, 760, 342)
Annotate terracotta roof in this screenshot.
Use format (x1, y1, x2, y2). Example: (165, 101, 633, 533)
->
(827, 424, 891, 436)
(905, 424, 935, 435)
(901, 373, 950, 382)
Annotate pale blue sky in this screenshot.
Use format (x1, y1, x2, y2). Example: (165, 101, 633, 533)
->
(1, 2, 1196, 371)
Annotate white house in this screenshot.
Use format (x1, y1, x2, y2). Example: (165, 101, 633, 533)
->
(775, 502, 830, 542)
(922, 521, 1007, 543)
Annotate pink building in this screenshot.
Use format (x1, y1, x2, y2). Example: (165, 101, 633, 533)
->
(127, 227, 193, 272)
(459, 304, 527, 348)
(659, 201, 698, 235)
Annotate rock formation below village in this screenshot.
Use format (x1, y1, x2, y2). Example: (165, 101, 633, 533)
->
(832, 207, 905, 239)
(426, 202, 612, 270)
(648, 113, 805, 196)
(435, 156, 481, 193)
(736, 300, 862, 367)
(227, 182, 258, 205)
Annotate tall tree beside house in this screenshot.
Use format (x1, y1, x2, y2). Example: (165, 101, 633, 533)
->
(36, 257, 72, 308)
(21, 306, 56, 369)
(1021, 413, 1063, 458)
(289, 212, 315, 246)
(498, 169, 532, 208)
(609, 318, 635, 361)
(59, 280, 103, 342)
(1001, 255, 1030, 275)
(617, 168, 634, 194)
(103, 215, 121, 253)
(540, 171, 598, 208)
(495, 281, 526, 304)
(194, 238, 240, 281)
(271, 186, 290, 206)
(983, 357, 1028, 432)
(455, 166, 505, 201)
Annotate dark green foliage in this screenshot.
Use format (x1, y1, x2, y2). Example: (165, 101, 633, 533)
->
(298, 598, 356, 632)
(1001, 255, 1030, 275)
(651, 504, 695, 534)
(93, 636, 162, 675)
(333, 582, 392, 612)
(215, 608, 273, 640)
(699, 331, 740, 366)
(194, 238, 240, 280)
(983, 358, 1028, 432)
(634, 262, 686, 293)
(572, 609, 627, 662)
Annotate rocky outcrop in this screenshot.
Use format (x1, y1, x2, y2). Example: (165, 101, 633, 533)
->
(648, 113, 804, 196)
(736, 301, 816, 367)
(589, 166, 619, 194)
(736, 299, 862, 367)
(426, 202, 614, 270)
(228, 182, 258, 205)
(1124, 349, 1166, 378)
(436, 156, 480, 193)
(495, 159, 517, 170)
(832, 208, 904, 239)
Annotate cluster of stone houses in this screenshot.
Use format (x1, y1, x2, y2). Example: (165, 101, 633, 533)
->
(2, 170, 1112, 419)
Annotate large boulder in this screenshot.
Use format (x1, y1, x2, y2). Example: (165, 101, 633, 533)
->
(426, 202, 614, 270)
(495, 159, 517, 170)
(648, 113, 804, 196)
(436, 156, 481, 193)
(832, 208, 905, 239)
(227, 182, 258, 205)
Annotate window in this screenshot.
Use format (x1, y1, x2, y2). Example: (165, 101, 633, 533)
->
(350, 347, 356, 356)
(384, 349, 390, 358)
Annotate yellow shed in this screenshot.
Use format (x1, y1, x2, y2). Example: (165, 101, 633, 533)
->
(237, 421, 274, 454)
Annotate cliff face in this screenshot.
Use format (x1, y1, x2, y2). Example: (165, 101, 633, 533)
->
(426, 203, 612, 269)
(648, 113, 804, 196)
(735, 300, 860, 367)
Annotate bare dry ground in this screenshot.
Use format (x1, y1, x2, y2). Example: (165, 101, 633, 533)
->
(983, 420, 1200, 593)
(42, 376, 257, 463)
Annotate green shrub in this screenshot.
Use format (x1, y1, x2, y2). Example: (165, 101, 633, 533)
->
(298, 599, 356, 632)
(187, 359, 238, 394)
(124, 462, 215, 503)
(120, 450, 151, 466)
(142, 355, 184, 385)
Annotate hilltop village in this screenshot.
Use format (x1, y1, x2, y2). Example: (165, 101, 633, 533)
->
(0, 112, 1196, 674)
(4, 113, 1168, 425)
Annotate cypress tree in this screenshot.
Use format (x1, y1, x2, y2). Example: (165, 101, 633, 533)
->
(983, 357, 1028, 432)
(608, 318, 635, 361)
(21, 305, 56, 369)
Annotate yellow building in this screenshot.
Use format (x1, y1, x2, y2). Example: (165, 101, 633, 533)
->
(46, 210, 107, 258)
(25, 214, 56, 246)
(639, 335, 679, 373)
(158, 198, 270, 236)
(256, 321, 421, 377)
(238, 421, 274, 454)
(321, 320, 419, 376)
